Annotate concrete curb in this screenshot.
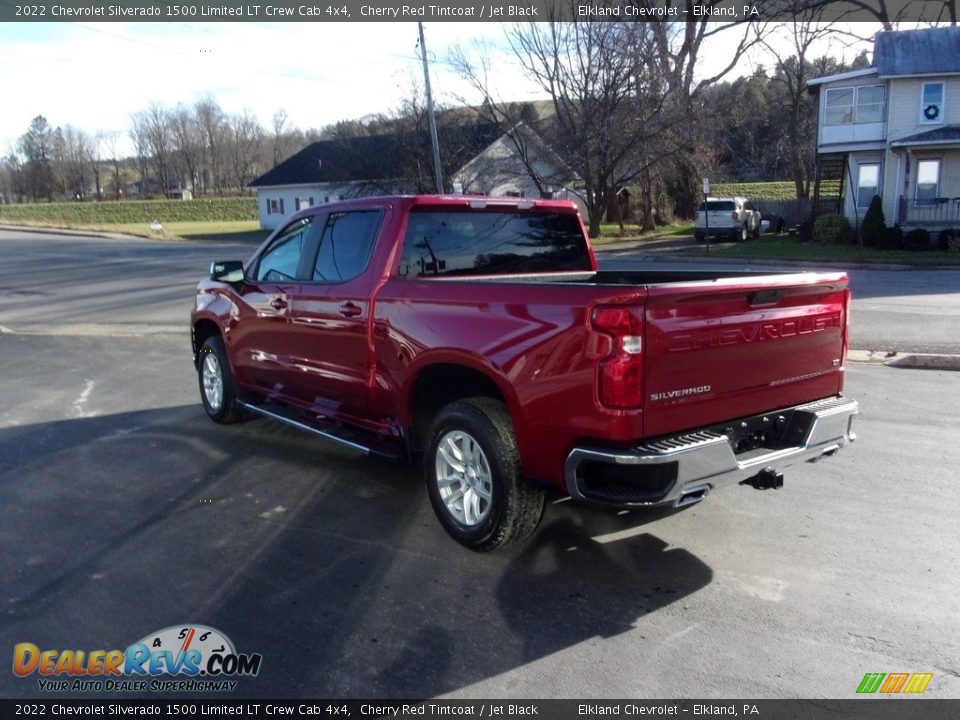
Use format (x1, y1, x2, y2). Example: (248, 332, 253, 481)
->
(848, 349, 960, 371)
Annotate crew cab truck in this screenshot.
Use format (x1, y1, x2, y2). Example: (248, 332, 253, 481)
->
(192, 195, 857, 551)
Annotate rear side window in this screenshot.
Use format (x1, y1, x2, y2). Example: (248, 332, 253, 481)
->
(399, 210, 591, 278)
(698, 201, 736, 212)
(313, 210, 382, 283)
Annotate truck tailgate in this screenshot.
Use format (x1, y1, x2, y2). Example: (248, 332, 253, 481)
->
(642, 273, 850, 438)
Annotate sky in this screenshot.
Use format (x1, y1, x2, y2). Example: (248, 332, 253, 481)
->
(0, 20, 876, 158)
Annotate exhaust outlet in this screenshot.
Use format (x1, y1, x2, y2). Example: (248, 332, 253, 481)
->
(745, 469, 784, 490)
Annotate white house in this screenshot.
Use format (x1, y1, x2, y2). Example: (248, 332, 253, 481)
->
(452, 123, 588, 218)
(808, 26, 960, 229)
(248, 124, 502, 231)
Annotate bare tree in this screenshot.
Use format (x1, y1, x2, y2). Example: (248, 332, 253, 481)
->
(450, 43, 563, 198)
(102, 130, 125, 199)
(504, 21, 650, 236)
(0, 151, 26, 203)
(272, 109, 289, 166)
(171, 105, 201, 193)
(194, 97, 228, 195)
(132, 104, 175, 194)
(90, 132, 104, 201)
(646, 8, 769, 217)
(759, 3, 840, 199)
(805, 0, 956, 29)
(227, 110, 264, 193)
(128, 114, 151, 196)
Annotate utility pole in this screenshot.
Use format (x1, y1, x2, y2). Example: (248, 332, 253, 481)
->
(418, 21, 444, 194)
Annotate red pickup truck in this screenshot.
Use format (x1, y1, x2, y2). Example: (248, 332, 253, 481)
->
(191, 195, 857, 551)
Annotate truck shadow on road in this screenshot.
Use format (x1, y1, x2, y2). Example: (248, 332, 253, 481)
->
(0, 407, 712, 698)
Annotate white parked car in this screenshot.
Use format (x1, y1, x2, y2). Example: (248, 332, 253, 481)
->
(694, 197, 761, 242)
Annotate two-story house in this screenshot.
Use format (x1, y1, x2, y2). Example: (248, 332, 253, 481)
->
(808, 26, 960, 230)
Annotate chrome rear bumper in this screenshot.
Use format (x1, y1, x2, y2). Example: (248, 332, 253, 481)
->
(564, 397, 858, 507)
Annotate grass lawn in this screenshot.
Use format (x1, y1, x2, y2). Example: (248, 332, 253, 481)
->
(677, 233, 960, 266)
(592, 222, 693, 245)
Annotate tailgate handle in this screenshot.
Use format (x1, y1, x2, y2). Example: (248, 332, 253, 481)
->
(749, 289, 784, 306)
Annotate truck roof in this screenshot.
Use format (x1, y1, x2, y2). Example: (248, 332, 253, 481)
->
(306, 194, 581, 214)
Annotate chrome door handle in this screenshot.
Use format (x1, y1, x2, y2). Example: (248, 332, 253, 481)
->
(270, 297, 288, 310)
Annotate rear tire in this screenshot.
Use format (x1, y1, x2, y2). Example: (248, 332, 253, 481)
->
(198, 335, 247, 424)
(424, 398, 544, 552)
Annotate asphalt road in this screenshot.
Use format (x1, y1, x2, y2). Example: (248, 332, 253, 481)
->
(1, 228, 959, 699)
(2, 228, 958, 354)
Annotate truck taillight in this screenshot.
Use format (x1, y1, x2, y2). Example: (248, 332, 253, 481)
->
(592, 306, 644, 409)
(843, 288, 852, 366)
(732, 211, 739, 221)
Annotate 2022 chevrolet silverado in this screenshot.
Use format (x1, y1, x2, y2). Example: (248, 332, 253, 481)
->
(192, 195, 857, 551)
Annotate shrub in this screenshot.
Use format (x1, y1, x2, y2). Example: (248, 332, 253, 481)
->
(798, 218, 814, 242)
(938, 228, 960, 252)
(813, 213, 851, 244)
(881, 225, 904, 251)
(860, 195, 886, 247)
(903, 228, 932, 252)
(842, 228, 860, 246)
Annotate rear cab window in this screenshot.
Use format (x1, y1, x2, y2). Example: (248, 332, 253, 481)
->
(698, 201, 736, 212)
(398, 209, 592, 278)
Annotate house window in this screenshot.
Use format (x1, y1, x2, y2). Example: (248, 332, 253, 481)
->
(915, 159, 940, 204)
(825, 88, 854, 125)
(295, 197, 313, 211)
(825, 85, 887, 126)
(920, 82, 944, 124)
(856, 85, 886, 123)
(267, 198, 284, 215)
(856, 164, 880, 208)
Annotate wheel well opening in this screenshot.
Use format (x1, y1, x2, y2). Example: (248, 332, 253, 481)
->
(192, 320, 221, 367)
(409, 364, 507, 456)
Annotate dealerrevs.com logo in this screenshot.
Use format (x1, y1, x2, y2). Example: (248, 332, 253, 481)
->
(13, 625, 261, 693)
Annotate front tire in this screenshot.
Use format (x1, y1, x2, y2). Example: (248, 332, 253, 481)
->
(198, 335, 247, 424)
(425, 398, 544, 552)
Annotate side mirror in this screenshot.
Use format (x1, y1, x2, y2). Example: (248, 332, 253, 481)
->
(209, 260, 245, 284)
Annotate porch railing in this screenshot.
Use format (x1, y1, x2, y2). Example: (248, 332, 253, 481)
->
(898, 196, 960, 226)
